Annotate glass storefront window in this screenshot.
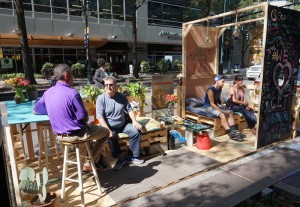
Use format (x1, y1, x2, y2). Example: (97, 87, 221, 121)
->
(49, 48, 63, 54)
(64, 48, 76, 54)
(34, 0, 50, 13)
(125, 0, 132, 21)
(34, 48, 49, 54)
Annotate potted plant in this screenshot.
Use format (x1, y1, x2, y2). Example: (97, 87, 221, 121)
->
(19, 167, 56, 207)
(71, 62, 85, 78)
(120, 83, 147, 116)
(140, 61, 150, 74)
(26, 84, 38, 100)
(82, 85, 104, 123)
(41, 62, 54, 79)
(157, 59, 168, 74)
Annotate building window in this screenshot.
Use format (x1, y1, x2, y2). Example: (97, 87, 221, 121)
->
(52, 0, 67, 15)
(99, 0, 111, 19)
(0, 0, 13, 9)
(69, 0, 82, 16)
(34, 0, 50, 13)
(112, 0, 123, 21)
(23, 0, 32, 11)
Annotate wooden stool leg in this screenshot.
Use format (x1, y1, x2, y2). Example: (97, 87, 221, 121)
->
(85, 142, 102, 193)
(43, 126, 49, 169)
(61, 145, 69, 201)
(75, 144, 85, 205)
(37, 124, 43, 168)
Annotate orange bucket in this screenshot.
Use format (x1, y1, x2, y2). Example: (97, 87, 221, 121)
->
(196, 132, 211, 150)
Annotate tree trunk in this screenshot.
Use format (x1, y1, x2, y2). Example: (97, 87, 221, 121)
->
(132, 0, 139, 79)
(14, 0, 36, 84)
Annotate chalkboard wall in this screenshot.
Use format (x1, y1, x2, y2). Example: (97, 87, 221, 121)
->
(257, 5, 300, 148)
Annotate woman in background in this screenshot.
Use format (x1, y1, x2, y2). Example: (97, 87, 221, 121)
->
(226, 75, 257, 134)
(93, 58, 108, 88)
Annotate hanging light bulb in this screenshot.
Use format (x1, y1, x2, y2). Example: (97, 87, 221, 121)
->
(205, 20, 211, 43)
(232, 12, 240, 39)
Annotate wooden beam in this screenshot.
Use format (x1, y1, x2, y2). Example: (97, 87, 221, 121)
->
(183, 2, 267, 26)
(216, 17, 265, 29)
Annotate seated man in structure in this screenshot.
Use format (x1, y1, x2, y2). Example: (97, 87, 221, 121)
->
(203, 75, 246, 141)
(34, 64, 109, 173)
(96, 76, 144, 171)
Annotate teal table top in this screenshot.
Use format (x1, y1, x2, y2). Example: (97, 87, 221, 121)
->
(5, 100, 49, 125)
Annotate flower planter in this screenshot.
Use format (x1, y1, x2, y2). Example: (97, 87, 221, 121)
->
(15, 87, 25, 104)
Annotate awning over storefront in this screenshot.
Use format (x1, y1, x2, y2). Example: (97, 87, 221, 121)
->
(0, 34, 107, 47)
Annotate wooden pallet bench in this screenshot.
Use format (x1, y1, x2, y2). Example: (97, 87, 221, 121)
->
(185, 111, 248, 137)
(102, 117, 168, 158)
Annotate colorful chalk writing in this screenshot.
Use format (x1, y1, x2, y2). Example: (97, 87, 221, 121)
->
(257, 5, 300, 148)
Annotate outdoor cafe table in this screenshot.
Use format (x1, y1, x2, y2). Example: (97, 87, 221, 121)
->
(0, 100, 49, 206)
(159, 116, 212, 147)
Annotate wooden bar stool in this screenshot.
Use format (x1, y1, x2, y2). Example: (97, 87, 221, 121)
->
(61, 140, 102, 206)
(37, 121, 60, 169)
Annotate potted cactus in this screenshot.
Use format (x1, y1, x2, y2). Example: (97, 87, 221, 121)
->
(19, 167, 56, 207)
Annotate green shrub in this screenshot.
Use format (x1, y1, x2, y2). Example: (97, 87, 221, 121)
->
(71, 62, 85, 78)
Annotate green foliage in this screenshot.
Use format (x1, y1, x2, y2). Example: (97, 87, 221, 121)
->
(172, 60, 182, 72)
(83, 85, 104, 103)
(71, 62, 85, 78)
(0, 73, 24, 80)
(123, 82, 147, 106)
(41, 62, 54, 73)
(19, 167, 48, 204)
(140, 61, 150, 74)
(157, 59, 168, 74)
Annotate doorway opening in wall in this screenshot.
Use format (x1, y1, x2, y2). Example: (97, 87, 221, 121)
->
(108, 52, 127, 75)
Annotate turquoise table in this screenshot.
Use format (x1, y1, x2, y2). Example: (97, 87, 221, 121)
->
(5, 100, 49, 125)
(1, 100, 51, 206)
(4, 100, 49, 159)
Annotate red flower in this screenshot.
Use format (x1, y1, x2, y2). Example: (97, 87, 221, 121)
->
(164, 94, 178, 107)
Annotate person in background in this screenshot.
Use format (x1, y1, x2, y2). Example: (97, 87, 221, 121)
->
(203, 75, 246, 141)
(93, 58, 108, 88)
(226, 75, 257, 134)
(34, 64, 109, 173)
(96, 76, 144, 171)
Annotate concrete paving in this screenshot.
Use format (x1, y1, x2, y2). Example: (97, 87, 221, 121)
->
(121, 138, 300, 207)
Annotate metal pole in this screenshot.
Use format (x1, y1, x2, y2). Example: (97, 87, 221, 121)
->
(84, 0, 92, 84)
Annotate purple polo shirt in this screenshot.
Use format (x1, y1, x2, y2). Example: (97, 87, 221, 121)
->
(34, 81, 88, 134)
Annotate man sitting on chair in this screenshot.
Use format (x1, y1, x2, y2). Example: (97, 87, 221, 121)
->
(203, 75, 246, 141)
(96, 76, 144, 171)
(33, 64, 109, 173)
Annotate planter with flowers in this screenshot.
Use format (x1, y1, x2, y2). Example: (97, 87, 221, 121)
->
(82, 85, 104, 124)
(4, 77, 30, 104)
(164, 94, 178, 116)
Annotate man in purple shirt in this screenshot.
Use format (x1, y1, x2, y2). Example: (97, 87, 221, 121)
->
(34, 64, 109, 172)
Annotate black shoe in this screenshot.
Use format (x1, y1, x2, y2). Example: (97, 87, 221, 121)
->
(228, 132, 244, 142)
(113, 159, 126, 171)
(232, 130, 246, 138)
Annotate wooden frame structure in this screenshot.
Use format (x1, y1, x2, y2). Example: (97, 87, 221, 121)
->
(181, 2, 300, 149)
(180, 3, 268, 142)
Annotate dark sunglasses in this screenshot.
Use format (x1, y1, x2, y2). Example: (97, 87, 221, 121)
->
(105, 84, 114, 87)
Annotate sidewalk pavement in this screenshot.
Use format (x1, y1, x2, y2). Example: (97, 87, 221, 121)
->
(119, 137, 300, 207)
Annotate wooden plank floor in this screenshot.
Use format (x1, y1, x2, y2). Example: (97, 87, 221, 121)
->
(19, 131, 257, 207)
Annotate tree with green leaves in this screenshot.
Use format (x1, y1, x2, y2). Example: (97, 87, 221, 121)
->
(13, 0, 36, 84)
(132, 0, 146, 79)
